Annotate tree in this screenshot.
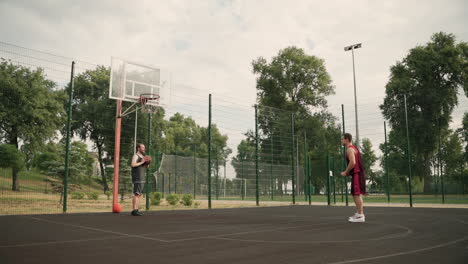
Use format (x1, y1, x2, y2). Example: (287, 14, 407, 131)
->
(231, 131, 257, 180)
(69, 66, 115, 191)
(461, 42, 468, 97)
(68, 141, 94, 183)
(34, 141, 94, 184)
(379, 131, 411, 193)
(380, 32, 467, 193)
(250, 47, 339, 194)
(0, 60, 65, 190)
(161, 113, 231, 159)
(31, 142, 61, 174)
(252, 47, 338, 165)
(159, 112, 231, 190)
(440, 129, 464, 185)
(161, 113, 204, 156)
(0, 144, 25, 173)
(252, 46, 334, 114)
(361, 138, 378, 190)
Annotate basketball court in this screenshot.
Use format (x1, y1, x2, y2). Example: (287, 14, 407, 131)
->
(1, 206, 467, 264)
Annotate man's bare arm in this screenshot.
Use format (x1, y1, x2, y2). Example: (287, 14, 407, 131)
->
(131, 155, 145, 167)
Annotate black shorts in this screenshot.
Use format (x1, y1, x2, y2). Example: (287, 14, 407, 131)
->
(133, 183, 145, 196)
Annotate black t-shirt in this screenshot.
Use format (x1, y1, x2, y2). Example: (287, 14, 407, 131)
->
(131, 154, 146, 183)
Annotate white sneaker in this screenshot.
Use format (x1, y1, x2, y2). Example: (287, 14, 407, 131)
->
(348, 213, 359, 220)
(348, 214, 365, 223)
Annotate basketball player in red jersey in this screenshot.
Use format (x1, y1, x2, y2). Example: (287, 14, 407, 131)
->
(340, 133, 366, 223)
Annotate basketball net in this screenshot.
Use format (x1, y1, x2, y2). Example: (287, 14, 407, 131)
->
(139, 94, 160, 114)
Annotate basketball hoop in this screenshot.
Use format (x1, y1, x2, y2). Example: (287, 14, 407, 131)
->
(139, 93, 160, 114)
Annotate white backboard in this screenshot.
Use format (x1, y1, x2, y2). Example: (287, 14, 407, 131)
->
(109, 57, 171, 106)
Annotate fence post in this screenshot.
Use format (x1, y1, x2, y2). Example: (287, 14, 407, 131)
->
(255, 105, 260, 206)
(303, 132, 307, 201)
(63, 61, 75, 213)
(208, 94, 212, 209)
(145, 111, 152, 210)
(291, 113, 296, 204)
(384, 121, 390, 203)
(193, 149, 196, 199)
(438, 118, 445, 204)
(241, 152, 245, 200)
(216, 146, 219, 200)
(162, 173, 165, 198)
(404, 94, 413, 207)
(271, 134, 274, 200)
(332, 156, 336, 204)
(175, 153, 178, 194)
(327, 154, 331, 206)
(308, 155, 312, 205)
(342, 104, 348, 206)
(223, 159, 226, 198)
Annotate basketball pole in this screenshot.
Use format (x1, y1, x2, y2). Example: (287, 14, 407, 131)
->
(112, 99, 123, 212)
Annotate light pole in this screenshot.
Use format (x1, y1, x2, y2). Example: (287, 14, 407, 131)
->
(344, 43, 362, 148)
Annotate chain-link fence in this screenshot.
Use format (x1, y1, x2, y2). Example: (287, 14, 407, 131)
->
(1, 41, 467, 215)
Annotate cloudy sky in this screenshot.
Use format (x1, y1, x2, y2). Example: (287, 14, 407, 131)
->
(1, 0, 467, 172)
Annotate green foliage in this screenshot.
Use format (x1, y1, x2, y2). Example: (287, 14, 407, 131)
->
(118, 157, 132, 197)
(361, 138, 378, 188)
(150, 192, 162, 205)
(32, 141, 94, 184)
(0, 144, 25, 171)
(233, 46, 339, 194)
(180, 194, 193, 206)
(161, 113, 231, 159)
(86, 192, 99, 200)
(69, 66, 114, 191)
(0, 60, 66, 147)
(69, 142, 94, 183)
(440, 129, 465, 183)
(71, 192, 85, 200)
(105, 191, 111, 200)
(32, 143, 61, 172)
(0, 60, 65, 190)
(380, 32, 467, 192)
(165, 194, 179, 205)
(252, 46, 334, 114)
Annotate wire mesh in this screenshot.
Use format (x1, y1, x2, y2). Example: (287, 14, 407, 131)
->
(1, 41, 467, 215)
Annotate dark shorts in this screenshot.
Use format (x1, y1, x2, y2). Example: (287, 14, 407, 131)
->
(351, 173, 363, 196)
(133, 183, 145, 196)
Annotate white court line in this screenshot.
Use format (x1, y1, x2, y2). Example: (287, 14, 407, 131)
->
(327, 236, 468, 264)
(30, 217, 169, 242)
(326, 218, 468, 264)
(213, 223, 412, 244)
(10, 217, 300, 247)
(0, 236, 128, 248)
(139, 223, 270, 236)
(166, 221, 341, 243)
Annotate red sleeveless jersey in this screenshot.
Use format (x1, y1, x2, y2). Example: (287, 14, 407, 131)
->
(346, 145, 366, 195)
(346, 145, 361, 174)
